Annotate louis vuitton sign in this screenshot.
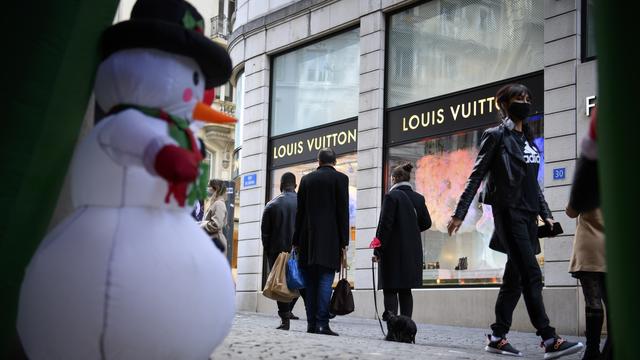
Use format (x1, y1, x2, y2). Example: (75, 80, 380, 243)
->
(386, 73, 544, 145)
(270, 119, 358, 168)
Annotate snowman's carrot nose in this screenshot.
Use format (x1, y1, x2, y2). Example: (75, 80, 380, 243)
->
(192, 102, 236, 123)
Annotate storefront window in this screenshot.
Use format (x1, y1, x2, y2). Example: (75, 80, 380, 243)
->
(230, 70, 244, 282)
(269, 154, 358, 283)
(234, 71, 245, 149)
(230, 150, 241, 280)
(582, 0, 596, 60)
(271, 28, 360, 136)
(386, 117, 544, 286)
(387, 0, 543, 108)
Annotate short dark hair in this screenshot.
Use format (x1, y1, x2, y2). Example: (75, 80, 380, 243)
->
(391, 162, 413, 182)
(280, 172, 296, 190)
(317, 148, 336, 165)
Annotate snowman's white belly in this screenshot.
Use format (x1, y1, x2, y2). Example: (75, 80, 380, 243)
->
(71, 123, 184, 210)
(18, 206, 235, 360)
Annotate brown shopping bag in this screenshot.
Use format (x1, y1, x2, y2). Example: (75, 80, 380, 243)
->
(262, 252, 299, 302)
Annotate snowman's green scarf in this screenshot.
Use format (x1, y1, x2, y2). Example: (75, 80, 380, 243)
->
(109, 104, 209, 206)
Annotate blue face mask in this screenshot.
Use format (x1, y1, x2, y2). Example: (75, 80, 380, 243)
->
(207, 188, 214, 196)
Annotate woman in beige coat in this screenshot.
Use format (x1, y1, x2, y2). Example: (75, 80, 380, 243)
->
(566, 107, 609, 359)
(202, 179, 228, 255)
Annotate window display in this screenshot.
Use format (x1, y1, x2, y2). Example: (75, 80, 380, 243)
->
(385, 118, 544, 285)
(270, 154, 358, 283)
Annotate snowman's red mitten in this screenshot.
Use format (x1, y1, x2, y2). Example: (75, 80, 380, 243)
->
(154, 145, 199, 206)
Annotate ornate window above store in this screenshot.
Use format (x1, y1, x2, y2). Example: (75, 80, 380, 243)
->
(270, 28, 360, 137)
(387, 0, 544, 108)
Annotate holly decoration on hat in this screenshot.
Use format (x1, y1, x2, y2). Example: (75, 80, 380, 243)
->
(182, 10, 205, 33)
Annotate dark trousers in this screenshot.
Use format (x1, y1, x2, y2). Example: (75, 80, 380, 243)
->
(491, 208, 556, 340)
(301, 265, 335, 328)
(383, 289, 413, 318)
(267, 253, 299, 317)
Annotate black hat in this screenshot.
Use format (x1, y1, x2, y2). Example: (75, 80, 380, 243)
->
(101, 0, 231, 88)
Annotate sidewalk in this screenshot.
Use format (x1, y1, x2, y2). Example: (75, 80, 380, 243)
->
(211, 312, 586, 359)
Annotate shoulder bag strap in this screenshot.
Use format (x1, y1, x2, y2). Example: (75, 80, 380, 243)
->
(395, 189, 417, 217)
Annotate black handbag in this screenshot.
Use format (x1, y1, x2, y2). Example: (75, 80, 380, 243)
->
(211, 234, 225, 252)
(330, 263, 354, 316)
(537, 222, 564, 238)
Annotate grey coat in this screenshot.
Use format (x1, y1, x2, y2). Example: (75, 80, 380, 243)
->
(202, 196, 227, 254)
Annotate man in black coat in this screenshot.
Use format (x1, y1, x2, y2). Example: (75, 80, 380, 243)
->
(293, 148, 350, 336)
(261, 172, 300, 330)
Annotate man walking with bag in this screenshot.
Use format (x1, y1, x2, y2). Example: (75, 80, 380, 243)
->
(293, 148, 350, 336)
(261, 172, 300, 330)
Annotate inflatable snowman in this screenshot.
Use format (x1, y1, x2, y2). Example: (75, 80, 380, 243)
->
(17, 0, 236, 358)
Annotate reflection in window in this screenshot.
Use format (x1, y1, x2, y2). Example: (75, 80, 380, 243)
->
(385, 118, 544, 286)
(387, 0, 543, 108)
(271, 29, 360, 136)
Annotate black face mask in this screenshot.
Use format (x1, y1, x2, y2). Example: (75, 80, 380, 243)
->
(508, 102, 531, 120)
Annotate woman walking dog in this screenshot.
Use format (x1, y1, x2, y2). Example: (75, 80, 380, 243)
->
(373, 163, 431, 328)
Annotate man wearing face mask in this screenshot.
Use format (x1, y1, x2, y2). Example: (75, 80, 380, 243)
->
(447, 84, 584, 359)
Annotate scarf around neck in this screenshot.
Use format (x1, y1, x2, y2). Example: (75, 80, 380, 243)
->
(390, 181, 413, 192)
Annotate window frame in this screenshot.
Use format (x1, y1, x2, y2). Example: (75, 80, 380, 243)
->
(581, 0, 597, 62)
(268, 25, 361, 138)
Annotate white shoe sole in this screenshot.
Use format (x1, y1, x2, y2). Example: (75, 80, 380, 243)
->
(484, 345, 523, 357)
(543, 342, 584, 359)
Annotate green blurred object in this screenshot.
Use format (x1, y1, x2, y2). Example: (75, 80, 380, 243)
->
(595, 1, 637, 359)
(0, 1, 118, 357)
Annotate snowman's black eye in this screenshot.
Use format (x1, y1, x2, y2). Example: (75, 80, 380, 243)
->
(193, 72, 200, 86)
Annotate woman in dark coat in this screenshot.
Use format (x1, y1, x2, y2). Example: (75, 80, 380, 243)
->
(447, 83, 583, 358)
(373, 163, 431, 318)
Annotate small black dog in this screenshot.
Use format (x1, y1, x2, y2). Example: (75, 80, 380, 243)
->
(382, 311, 417, 344)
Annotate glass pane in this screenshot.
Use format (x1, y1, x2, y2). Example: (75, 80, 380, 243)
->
(386, 118, 544, 286)
(271, 29, 360, 136)
(269, 154, 358, 284)
(234, 71, 245, 149)
(586, 0, 596, 58)
(387, 0, 544, 108)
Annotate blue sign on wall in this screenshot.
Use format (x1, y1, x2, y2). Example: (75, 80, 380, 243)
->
(553, 167, 566, 180)
(243, 173, 257, 187)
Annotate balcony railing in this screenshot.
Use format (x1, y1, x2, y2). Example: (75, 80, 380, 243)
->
(210, 15, 228, 40)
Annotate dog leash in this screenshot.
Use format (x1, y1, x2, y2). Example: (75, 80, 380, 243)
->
(372, 259, 386, 337)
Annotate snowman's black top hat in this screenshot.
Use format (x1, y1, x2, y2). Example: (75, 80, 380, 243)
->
(101, 0, 231, 88)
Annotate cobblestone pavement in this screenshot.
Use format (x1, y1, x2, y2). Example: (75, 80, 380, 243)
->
(211, 312, 587, 359)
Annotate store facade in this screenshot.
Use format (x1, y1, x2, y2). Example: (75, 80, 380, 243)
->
(228, 0, 596, 334)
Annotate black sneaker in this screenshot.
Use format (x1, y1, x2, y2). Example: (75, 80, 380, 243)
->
(484, 335, 523, 357)
(542, 337, 584, 359)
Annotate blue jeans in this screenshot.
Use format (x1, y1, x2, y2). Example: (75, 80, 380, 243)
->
(302, 265, 335, 328)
